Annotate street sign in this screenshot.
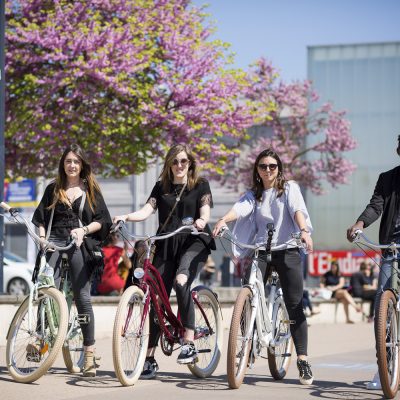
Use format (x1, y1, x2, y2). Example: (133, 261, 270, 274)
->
(5, 178, 38, 207)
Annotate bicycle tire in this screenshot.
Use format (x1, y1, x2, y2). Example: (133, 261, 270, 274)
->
(188, 286, 223, 378)
(62, 302, 84, 373)
(267, 297, 293, 380)
(6, 287, 68, 383)
(375, 289, 400, 399)
(112, 285, 149, 386)
(227, 287, 253, 389)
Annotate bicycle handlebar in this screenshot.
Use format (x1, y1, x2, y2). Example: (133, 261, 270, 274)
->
(352, 230, 400, 251)
(114, 221, 209, 243)
(0, 201, 76, 252)
(218, 226, 304, 252)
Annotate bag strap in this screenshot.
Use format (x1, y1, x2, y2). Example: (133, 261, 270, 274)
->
(159, 182, 187, 233)
(78, 191, 86, 228)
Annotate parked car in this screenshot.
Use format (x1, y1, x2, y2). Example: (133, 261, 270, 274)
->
(2, 251, 34, 295)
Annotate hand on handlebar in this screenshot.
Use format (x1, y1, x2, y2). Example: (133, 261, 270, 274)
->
(113, 214, 128, 224)
(212, 219, 227, 237)
(347, 221, 364, 242)
(194, 218, 206, 231)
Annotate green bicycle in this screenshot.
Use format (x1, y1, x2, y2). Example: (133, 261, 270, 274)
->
(1, 201, 84, 383)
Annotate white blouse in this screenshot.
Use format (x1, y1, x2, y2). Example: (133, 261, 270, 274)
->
(232, 181, 312, 257)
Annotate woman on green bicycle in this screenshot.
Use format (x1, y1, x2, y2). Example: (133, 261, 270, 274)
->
(32, 144, 111, 377)
(113, 143, 216, 379)
(213, 148, 314, 385)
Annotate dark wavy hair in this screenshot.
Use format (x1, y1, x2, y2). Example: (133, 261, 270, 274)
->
(251, 149, 286, 201)
(50, 144, 101, 211)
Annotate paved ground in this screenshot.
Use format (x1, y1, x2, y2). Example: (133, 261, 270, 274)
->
(0, 321, 388, 400)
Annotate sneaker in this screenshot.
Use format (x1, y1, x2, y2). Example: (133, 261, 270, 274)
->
(140, 357, 159, 379)
(366, 371, 381, 390)
(297, 359, 314, 385)
(177, 342, 198, 364)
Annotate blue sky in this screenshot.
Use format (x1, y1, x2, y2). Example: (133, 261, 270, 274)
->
(193, 0, 400, 82)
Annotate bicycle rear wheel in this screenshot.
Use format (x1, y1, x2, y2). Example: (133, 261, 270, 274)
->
(112, 285, 149, 386)
(267, 297, 293, 380)
(375, 290, 400, 399)
(62, 302, 84, 373)
(6, 287, 68, 383)
(188, 286, 223, 378)
(227, 287, 253, 389)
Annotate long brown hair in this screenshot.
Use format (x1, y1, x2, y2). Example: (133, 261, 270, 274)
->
(159, 144, 200, 192)
(50, 144, 101, 211)
(252, 149, 287, 201)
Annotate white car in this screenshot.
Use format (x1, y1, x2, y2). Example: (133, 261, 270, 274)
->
(2, 251, 34, 295)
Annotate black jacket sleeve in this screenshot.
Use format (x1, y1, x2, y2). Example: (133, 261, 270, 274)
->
(32, 182, 56, 230)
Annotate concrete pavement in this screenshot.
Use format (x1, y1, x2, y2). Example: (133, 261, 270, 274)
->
(0, 322, 383, 400)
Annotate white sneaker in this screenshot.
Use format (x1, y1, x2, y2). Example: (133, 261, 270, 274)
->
(366, 371, 381, 390)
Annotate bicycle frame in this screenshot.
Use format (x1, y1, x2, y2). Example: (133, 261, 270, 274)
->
(116, 223, 216, 352)
(128, 255, 214, 350)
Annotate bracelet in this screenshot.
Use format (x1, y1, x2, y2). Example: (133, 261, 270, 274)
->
(83, 226, 89, 235)
(300, 228, 310, 233)
(218, 218, 225, 222)
(199, 217, 205, 221)
(40, 236, 46, 239)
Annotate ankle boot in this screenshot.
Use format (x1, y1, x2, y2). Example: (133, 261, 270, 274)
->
(82, 350, 100, 377)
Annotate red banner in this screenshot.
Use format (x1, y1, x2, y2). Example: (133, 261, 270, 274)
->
(308, 250, 381, 277)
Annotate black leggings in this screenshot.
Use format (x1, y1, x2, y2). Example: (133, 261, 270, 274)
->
(47, 239, 95, 347)
(148, 241, 209, 348)
(246, 248, 308, 356)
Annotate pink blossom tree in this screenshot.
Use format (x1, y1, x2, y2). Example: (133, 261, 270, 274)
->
(218, 59, 357, 194)
(5, 0, 254, 178)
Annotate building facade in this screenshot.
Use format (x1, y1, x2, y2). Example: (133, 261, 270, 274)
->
(307, 42, 400, 254)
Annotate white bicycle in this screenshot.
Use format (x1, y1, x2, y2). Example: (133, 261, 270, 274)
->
(218, 223, 304, 389)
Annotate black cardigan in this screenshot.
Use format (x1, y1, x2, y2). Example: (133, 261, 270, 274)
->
(357, 165, 400, 244)
(32, 181, 112, 243)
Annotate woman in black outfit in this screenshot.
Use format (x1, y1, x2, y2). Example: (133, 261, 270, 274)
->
(114, 143, 215, 379)
(32, 144, 111, 377)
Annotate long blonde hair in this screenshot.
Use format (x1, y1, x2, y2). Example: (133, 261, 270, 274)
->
(50, 144, 100, 211)
(159, 144, 201, 192)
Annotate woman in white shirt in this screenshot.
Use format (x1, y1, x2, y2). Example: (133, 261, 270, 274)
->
(213, 148, 314, 385)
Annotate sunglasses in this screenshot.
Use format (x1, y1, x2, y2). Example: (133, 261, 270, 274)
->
(172, 158, 189, 166)
(257, 163, 278, 171)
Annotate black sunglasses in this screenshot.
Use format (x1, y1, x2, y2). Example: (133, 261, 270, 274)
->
(172, 158, 189, 166)
(257, 163, 278, 171)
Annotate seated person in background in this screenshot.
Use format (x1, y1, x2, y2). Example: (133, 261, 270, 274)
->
(97, 232, 132, 295)
(303, 289, 321, 317)
(350, 262, 377, 322)
(320, 261, 362, 324)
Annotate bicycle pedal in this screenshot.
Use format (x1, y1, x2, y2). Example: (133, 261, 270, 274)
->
(76, 314, 90, 324)
(197, 349, 211, 353)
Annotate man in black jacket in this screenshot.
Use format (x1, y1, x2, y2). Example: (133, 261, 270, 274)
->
(347, 134, 400, 390)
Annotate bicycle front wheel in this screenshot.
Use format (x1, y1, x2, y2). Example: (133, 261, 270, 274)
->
(62, 302, 84, 373)
(112, 285, 149, 386)
(6, 287, 68, 383)
(267, 297, 293, 380)
(375, 290, 400, 399)
(188, 286, 223, 378)
(227, 287, 253, 389)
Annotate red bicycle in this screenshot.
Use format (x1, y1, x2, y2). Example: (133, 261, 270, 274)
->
(111, 220, 223, 386)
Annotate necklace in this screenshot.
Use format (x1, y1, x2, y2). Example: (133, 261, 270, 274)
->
(173, 184, 183, 201)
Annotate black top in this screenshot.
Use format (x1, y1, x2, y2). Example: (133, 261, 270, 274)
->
(358, 165, 400, 244)
(350, 272, 372, 297)
(32, 182, 112, 243)
(147, 179, 216, 260)
(323, 270, 340, 286)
